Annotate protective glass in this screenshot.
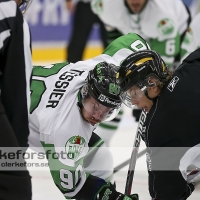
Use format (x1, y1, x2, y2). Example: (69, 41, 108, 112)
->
(120, 85, 146, 108)
(82, 96, 113, 121)
(104, 105, 121, 122)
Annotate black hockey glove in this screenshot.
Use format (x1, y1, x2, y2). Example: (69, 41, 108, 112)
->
(132, 108, 141, 122)
(184, 182, 195, 199)
(95, 182, 139, 200)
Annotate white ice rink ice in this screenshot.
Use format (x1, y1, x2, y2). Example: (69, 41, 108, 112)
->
(27, 107, 200, 199)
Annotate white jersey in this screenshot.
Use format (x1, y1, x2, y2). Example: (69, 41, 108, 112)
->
(28, 33, 150, 198)
(181, 12, 200, 61)
(91, 0, 189, 65)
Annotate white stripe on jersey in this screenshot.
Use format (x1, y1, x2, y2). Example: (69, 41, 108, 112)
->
(23, 19, 32, 111)
(0, 29, 11, 49)
(0, 1, 16, 20)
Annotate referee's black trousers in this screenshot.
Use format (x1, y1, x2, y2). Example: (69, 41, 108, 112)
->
(0, 100, 32, 200)
(67, 1, 108, 62)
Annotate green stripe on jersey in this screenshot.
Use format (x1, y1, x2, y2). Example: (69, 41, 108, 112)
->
(99, 123, 118, 130)
(103, 33, 150, 57)
(33, 62, 69, 77)
(40, 141, 85, 195)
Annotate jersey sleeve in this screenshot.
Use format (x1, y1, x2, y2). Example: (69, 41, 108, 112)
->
(180, 13, 200, 62)
(41, 141, 89, 199)
(104, 24, 123, 45)
(103, 33, 150, 57)
(0, 1, 17, 52)
(91, 0, 123, 28)
(40, 134, 107, 199)
(174, 0, 191, 35)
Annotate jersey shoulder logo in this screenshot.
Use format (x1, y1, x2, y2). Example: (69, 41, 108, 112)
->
(65, 136, 86, 160)
(91, 0, 103, 14)
(157, 18, 175, 36)
(167, 76, 179, 92)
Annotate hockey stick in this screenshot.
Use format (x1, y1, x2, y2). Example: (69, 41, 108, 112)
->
(124, 110, 147, 195)
(114, 148, 146, 173)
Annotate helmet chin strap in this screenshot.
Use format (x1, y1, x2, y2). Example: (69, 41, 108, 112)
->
(144, 90, 156, 101)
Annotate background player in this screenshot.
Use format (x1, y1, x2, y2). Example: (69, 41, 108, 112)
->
(181, 12, 200, 61)
(66, 0, 108, 63)
(91, 0, 191, 68)
(91, 0, 191, 146)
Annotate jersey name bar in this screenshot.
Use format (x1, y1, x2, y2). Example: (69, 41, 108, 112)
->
(46, 69, 85, 108)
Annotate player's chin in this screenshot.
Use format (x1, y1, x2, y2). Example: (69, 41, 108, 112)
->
(87, 120, 97, 125)
(143, 106, 150, 113)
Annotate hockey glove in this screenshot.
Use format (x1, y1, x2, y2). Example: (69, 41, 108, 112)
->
(95, 182, 139, 200)
(132, 108, 141, 122)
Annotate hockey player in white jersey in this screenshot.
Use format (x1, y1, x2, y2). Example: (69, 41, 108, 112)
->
(91, 0, 191, 145)
(28, 33, 150, 199)
(91, 0, 190, 67)
(181, 12, 200, 61)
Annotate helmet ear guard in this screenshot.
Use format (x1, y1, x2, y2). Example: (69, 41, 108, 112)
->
(81, 84, 90, 100)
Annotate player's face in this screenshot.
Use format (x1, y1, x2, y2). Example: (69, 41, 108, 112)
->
(15, 0, 22, 5)
(128, 85, 159, 112)
(82, 96, 112, 125)
(126, 85, 147, 109)
(126, 0, 147, 13)
(132, 91, 153, 113)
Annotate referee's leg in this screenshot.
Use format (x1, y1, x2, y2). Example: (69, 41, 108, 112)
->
(0, 100, 32, 200)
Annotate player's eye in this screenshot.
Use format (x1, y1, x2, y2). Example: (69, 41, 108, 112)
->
(92, 103, 99, 110)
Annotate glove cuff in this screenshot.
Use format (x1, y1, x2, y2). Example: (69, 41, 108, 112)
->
(95, 182, 116, 200)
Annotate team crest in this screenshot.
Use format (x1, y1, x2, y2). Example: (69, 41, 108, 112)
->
(91, 0, 103, 14)
(65, 136, 86, 160)
(157, 18, 175, 35)
(109, 83, 120, 95)
(183, 27, 193, 44)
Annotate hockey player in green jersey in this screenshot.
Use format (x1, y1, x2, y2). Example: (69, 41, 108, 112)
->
(28, 33, 150, 199)
(181, 12, 200, 62)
